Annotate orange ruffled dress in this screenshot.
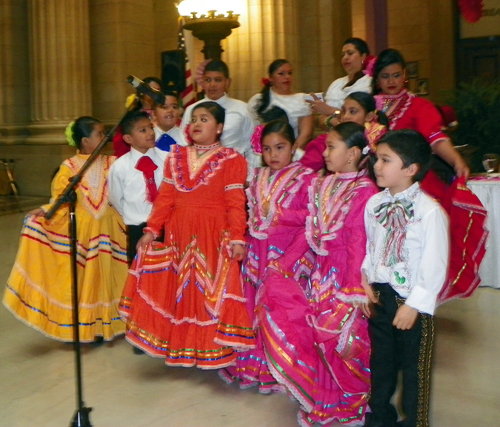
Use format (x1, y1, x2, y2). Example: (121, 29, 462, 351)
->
(119, 144, 255, 369)
(3, 154, 128, 342)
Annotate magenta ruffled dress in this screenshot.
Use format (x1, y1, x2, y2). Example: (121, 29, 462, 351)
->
(219, 162, 315, 393)
(257, 171, 378, 426)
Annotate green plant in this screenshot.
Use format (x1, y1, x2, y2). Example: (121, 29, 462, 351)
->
(446, 78, 500, 172)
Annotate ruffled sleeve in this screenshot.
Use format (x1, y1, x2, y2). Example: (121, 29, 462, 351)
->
(407, 97, 448, 145)
(224, 153, 248, 244)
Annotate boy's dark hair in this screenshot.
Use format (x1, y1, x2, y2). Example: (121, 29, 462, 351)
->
(378, 129, 432, 182)
(192, 101, 225, 125)
(261, 120, 295, 146)
(205, 60, 230, 78)
(72, 116, 101, 150)
(121, 110, 150, 136)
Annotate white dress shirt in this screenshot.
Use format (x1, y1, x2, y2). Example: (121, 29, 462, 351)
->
(180, 94, 260, 175)
(108, 147, 167, 226)
(361, 183, 449, 315)
(154, 125, 186, 146)
(324, 74, 372, 110)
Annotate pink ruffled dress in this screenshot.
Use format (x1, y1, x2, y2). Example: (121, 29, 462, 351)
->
(257, 171, 378, 426)
(219, 162, 315, 392)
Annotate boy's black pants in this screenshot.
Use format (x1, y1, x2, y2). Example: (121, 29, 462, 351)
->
(126, 222, 147, 266)
(366, 283, 434, 427)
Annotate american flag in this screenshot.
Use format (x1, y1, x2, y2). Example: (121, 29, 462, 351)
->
(178, 18, 196, 108)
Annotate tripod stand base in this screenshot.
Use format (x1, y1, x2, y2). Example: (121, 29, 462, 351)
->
(70, 407, 92, 427)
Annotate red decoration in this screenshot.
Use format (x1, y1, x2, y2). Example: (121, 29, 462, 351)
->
(457, 0, 484, 23)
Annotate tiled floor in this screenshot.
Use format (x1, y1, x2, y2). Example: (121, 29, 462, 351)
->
(1, 211, 499, 427)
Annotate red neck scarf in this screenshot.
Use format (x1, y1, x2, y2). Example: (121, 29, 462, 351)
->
(135, 156, 158, 203)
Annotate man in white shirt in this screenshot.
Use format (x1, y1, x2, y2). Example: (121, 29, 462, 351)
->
(108, 110, 167, 265)
(180, 60, 259, 176)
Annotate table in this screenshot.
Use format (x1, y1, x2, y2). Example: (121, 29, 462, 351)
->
(467, 176, 500, 289)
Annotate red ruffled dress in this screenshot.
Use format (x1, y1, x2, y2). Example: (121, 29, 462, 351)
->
(119, 144, 255, 369)
(375, 90, 488, 302)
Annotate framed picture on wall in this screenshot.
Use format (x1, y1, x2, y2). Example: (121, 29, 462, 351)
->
(416, 79, 429, 96)
(406, 61, 419, 79)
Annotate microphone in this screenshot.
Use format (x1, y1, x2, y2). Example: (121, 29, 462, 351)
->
(126, 75, 165, 106)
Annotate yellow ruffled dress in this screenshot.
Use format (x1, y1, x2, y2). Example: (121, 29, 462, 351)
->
(3, 154, 128, 342)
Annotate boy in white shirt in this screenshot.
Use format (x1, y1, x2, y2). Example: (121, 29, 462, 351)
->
(108, 110, 167, 265)
(152, 91, 186, 149)
(180, 60, 259, 177)
(361, 130, 450, 427)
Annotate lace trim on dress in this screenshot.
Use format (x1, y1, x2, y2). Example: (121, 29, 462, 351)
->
(170, 145, 238, 192)
(64, 155, 113, 220)
(246, 163, 313, 240)
(375, 89, 414, 131)
(306, 171, 371, 256)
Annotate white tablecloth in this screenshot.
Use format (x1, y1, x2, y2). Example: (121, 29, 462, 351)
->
(467, 178, 500, 289)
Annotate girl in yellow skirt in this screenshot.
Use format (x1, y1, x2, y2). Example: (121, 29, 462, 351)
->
(3, 116, 128, 343)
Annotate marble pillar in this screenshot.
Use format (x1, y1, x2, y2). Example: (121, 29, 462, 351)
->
(27, 0, 92, 144)
(0, 0, 30, 145)
(297, 0, 353, 95)
(222, 0, 301, 102)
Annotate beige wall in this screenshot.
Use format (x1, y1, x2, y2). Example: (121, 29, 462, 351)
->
(350, 0, 455, 101)
(0, 0, 457, 196)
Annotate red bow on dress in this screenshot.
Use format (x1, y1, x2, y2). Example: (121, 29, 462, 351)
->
(135, 156, 158, 203)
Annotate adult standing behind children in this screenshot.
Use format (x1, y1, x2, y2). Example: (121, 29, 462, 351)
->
(152, 91, 186, 150)
(3, 116, 128, 343)
(308, 38, 373, 129)
(361, 130, 449, 427)
(180, 60, 259, 175)
(247, 59, 314, 151)
(108, 110, 167, 265)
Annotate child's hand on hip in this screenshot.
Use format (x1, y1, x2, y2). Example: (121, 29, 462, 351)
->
(393, 304, 419, 330)
(231, 244, 246, 261)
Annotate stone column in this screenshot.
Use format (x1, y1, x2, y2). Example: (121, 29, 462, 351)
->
(0, 0, 31, 145)
(27, 0, 92, 144)
(221, 0, 301, 102)
(297, 0, 352, 95)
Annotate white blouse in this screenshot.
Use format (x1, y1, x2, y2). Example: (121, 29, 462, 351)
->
(247, 90, 311, 137)
(324, 74, 372, 110)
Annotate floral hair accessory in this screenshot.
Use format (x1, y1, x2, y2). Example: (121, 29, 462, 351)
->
(261, 77, 271, 87)
(362, 145, 370, 156)
(250, 124, 265, 154)
(458, 0, 484, 23)
(65, 121, 77, 146)
(363, 55, 377, 77)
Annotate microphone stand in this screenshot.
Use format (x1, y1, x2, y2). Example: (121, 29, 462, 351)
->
(44, 103, 136, 427)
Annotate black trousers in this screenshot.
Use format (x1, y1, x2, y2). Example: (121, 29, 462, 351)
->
(366, 283, 434, 427)
(126, 222, 147, 266)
